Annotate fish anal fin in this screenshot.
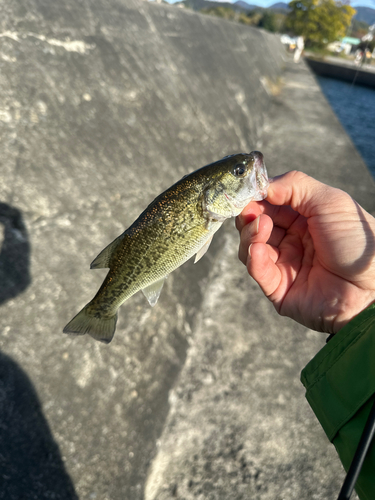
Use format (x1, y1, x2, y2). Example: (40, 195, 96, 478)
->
(90, 234, 123, 269)
(142, 277, 166, 307)
(194, 235, 214, 263)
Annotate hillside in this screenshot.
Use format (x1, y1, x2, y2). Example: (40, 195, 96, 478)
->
(233, 0, 263, 9)
(233, 0, 375, 26)
(353, 6, 375, 25)
(269, 2, 290, 10)
(183, 0, 250, 10)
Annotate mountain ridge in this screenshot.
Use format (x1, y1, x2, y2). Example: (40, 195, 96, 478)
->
(197, 0, 375, 25)
(233, 1, 375, 24)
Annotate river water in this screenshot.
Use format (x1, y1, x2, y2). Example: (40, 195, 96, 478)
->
(316, 75, 375, 180)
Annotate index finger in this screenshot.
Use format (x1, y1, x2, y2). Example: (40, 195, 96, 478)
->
(266, 171, 340, 217)
(236, 171, 339, 233)
(236, 199, 299, 233)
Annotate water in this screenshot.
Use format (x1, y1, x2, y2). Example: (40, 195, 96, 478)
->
(316, 75, 375, 180)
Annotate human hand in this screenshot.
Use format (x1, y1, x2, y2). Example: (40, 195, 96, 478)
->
(236, 171, 375, 334)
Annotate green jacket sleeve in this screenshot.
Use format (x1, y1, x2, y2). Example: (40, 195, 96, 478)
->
(301, 303, 375, 500)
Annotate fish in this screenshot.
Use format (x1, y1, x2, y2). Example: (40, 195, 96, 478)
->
(63, 151, 269, 344)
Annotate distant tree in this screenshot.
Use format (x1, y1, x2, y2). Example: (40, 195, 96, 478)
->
(258, 11, 278, 32)
(286, 0, 356, 48)
(201, 6, 259, 25)
(246, 10, 263, 26)
(273, 12, 288, 32)
(238, 12, 259, 26)
(350, 18, 370, 39)
(201, 6, 236, 20)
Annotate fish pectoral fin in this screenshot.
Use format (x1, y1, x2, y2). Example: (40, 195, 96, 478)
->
(194, 235, 214, 263)
(90, 234, 123, 269)
(142, 277, 166, 307)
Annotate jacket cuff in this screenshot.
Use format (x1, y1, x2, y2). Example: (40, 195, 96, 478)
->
(301, 303, 375, 442)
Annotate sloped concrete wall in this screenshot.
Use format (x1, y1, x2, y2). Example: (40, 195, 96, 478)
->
(0, 2, 287, 498)
(1, 1, 373, 499)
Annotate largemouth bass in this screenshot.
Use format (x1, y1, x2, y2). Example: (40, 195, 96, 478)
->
(63, 151, 269, 343)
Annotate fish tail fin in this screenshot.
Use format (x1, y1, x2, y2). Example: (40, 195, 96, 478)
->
(63, 305, 118, 344)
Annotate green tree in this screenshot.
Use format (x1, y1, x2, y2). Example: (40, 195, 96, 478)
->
(259, 11, 278, 32)
(246, 10, 263, 26)
(286, 0, 356, 48)
(200, 6, 259, 26)
(351, 18, 370, 39)
(201, 6, 236, 20)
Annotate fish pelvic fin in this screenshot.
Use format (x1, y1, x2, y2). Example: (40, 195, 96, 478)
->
(142, 277, 166, 307)
(63, 306, 117, 344)
(194, 235, 214, 263)
(90, 234, 123, 269)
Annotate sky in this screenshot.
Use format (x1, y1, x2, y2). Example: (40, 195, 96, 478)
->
(165, 0, 375, 9)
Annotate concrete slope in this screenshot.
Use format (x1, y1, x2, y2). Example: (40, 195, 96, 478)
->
(0, 0, 374, 499)
(0, 1, 284, 499)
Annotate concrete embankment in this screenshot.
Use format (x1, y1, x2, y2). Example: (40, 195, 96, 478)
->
(306, 56, 375, 88)
(0, 1, 374, 499)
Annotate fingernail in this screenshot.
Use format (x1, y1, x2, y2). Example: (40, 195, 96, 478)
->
(255, 216, 260, 234)
(248, 243, 253, 259)
(249, 216, 260, 237)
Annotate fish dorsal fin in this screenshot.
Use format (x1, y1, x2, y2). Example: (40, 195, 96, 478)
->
(194, 235, 214, 264)
(142, 277, 166, 307)
(90, 234, 123, 269)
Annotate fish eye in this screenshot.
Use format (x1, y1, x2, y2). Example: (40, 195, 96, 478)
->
(233, 164, 247, 177)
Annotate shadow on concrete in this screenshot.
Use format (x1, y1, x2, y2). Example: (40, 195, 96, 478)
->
(0, 352, 78, 500)
(0, 204, 76, 498)
(0, 203, 31, 305)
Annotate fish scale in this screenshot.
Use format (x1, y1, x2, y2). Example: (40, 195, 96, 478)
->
(63, 151, 269, 343)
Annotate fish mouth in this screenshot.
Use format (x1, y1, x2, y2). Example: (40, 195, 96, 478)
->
(257, 172, 269, 198)
(248, 151, 269, 201)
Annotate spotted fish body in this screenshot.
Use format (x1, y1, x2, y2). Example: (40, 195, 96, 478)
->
(63, 151, 269, 343)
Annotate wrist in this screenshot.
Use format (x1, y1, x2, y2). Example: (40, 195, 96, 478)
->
(333, 292, 375, 334)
